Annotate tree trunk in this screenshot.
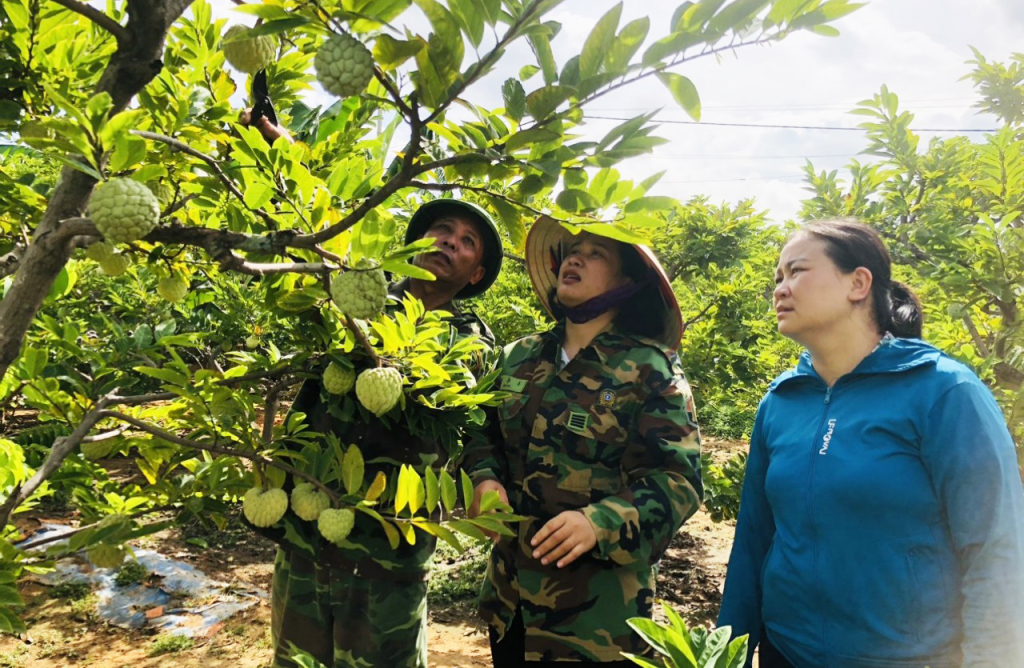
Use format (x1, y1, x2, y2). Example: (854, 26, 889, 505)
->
(0, 0, 195, 381)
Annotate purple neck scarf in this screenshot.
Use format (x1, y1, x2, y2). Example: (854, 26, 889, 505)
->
(561, 278, 651, 324)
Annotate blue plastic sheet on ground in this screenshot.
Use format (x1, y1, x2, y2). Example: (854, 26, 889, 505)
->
(18, 523, 266, 637)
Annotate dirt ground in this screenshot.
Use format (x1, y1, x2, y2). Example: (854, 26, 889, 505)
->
(0, 438, 746, 668)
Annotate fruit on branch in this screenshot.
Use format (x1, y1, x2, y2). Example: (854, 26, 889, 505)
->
(314, 31, 374, 98)
(84, 241, 116, 263)
(323, 361, 355, 395)
(355, 366, 402, 416)
(291, 482, 330, 522)
(86, 544, 126, 569)
(88, 178, 160, 244)
(157, 273, 189, 302)
(330, 258, 387, 319)
(242, 487, 288, 528)
(317, 508, 355, 545)
(222, 25, 276, 74)
(98, 254, 131, 277)
(245, 335, 260, 349)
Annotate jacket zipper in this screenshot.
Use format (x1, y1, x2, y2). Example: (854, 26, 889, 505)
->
(807, 384, 833, 666)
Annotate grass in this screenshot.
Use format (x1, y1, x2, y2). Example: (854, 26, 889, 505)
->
(0, 645, 27, 668)
(69, 593, 99, 621)
(114, 559, 149, 587)
(427, 542, 488, 606)
(148, 633, 195, 656)
(49, 581, 91, 600)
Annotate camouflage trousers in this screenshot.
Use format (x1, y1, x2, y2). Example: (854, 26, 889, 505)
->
(270, 548, 429, 668)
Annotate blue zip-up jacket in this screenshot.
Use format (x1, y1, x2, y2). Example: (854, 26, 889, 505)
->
(718, 338, 1024, 667)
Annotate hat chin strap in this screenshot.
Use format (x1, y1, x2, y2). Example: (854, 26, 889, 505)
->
(559, 278, 651, 324)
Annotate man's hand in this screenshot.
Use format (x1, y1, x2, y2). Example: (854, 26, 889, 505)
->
(469, 480, 508, 542)
(531, 510, 597, 568)
(238, 108, 293, 144)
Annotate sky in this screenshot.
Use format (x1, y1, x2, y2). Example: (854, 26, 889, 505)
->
(213, 0, 1024, 223)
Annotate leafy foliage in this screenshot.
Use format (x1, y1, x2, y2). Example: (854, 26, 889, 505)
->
(625, 600, 749, 668)
(801, 53, 1024, 462)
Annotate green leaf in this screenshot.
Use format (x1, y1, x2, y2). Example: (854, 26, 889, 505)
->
(424, 467, 440, 514)
(485, 196, 526, 252)
(232, 4, 294, 19)
(624, 196, 678, 214)
(501, 78, 527, 122)
(606, 17, 650, 73)
(380, 259, 436, 281)
(448, 0, 485, 47)
(527, 29, 559, 85)
(439, 470, 458, 512)
(247, 17, 309, 37)
(395, 465, 410, 514)
(595, 111, 658, 153)
(374, 34, 424, 71)
(657, 72, 701, 121)
(276, 287, 326, 312)
(244, 182, 274, 209)
(366, 471, 388, 502)
(342, 446, 365, 496)
(459, 469, 475, 511)
(519, 64, 540, 81)
(525, 85, 571, 120)
(810, 24, 841, 36)
(579, 2, 621, 79)
(413, 0, 465, 95)
(108, 136, 147, 174)
(556, 188, 600, 213)
(134, 366, 188, 386)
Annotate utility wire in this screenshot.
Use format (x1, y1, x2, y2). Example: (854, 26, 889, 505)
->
(587, 115, 999, 133)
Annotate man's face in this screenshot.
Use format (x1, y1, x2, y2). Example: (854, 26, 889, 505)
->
(414, 215, 487, 290)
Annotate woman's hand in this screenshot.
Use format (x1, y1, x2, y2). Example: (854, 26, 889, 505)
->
(531, 511, 597, 568)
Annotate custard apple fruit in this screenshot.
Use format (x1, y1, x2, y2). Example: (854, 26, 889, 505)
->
(157, 274, 189, 302)
(291, 482, 331, 522)
(88, 178, 160, 244)
(317, 508, 355, 545)
(355, 366, 402, 416)
(87, 544, 126, 569)
(242, 487, 288, 528)
(222, 25, 276, 74)
(98, 254, 131, 277)
(84, 241, 116, 263)
(323, 362, 355, 395)
(245, 335, 260, 349)
(330, 258, 387, 319)
(314, 31, 374, 98)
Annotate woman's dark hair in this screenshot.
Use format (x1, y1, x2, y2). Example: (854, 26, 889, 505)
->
(548, 241, 667, 340)
(800, 218, 923, 339)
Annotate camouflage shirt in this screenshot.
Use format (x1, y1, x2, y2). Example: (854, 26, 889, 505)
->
(251, 281, 495, 575)
(462, 324, 703, 661)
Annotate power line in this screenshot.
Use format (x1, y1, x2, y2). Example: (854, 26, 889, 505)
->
(656, 153, 851, 160)
(662, 174, 806, 184)
(587, 115, 999, 133)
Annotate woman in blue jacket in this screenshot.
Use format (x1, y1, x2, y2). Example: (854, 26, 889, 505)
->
(718, 219, 1024, 667)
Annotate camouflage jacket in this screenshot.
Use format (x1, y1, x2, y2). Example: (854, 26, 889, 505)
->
(461, 324, 703, 661)
(249, 281, 495, 576)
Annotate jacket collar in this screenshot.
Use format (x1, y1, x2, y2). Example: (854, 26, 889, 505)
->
(542, 323, 632, 365)
(770, 336, 944, 392)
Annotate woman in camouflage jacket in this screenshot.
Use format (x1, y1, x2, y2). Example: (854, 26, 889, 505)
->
(463, 216, 704, 666)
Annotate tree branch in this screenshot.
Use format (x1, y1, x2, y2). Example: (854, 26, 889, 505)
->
(132, 130, 278, 228)
(99, 410, 340, 504)
(51, 0, 130, 46)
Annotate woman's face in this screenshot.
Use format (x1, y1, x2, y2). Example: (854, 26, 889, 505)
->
(774, 234, 867, 343)
(556, 234, 628, 307)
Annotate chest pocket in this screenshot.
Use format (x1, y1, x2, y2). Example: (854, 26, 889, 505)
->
(498, 391, 530, 446)
(551, 402, 633, 493)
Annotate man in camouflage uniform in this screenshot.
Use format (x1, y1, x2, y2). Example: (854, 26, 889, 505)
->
(463, 217, 702, 665)
(255, 200, 504, 668)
